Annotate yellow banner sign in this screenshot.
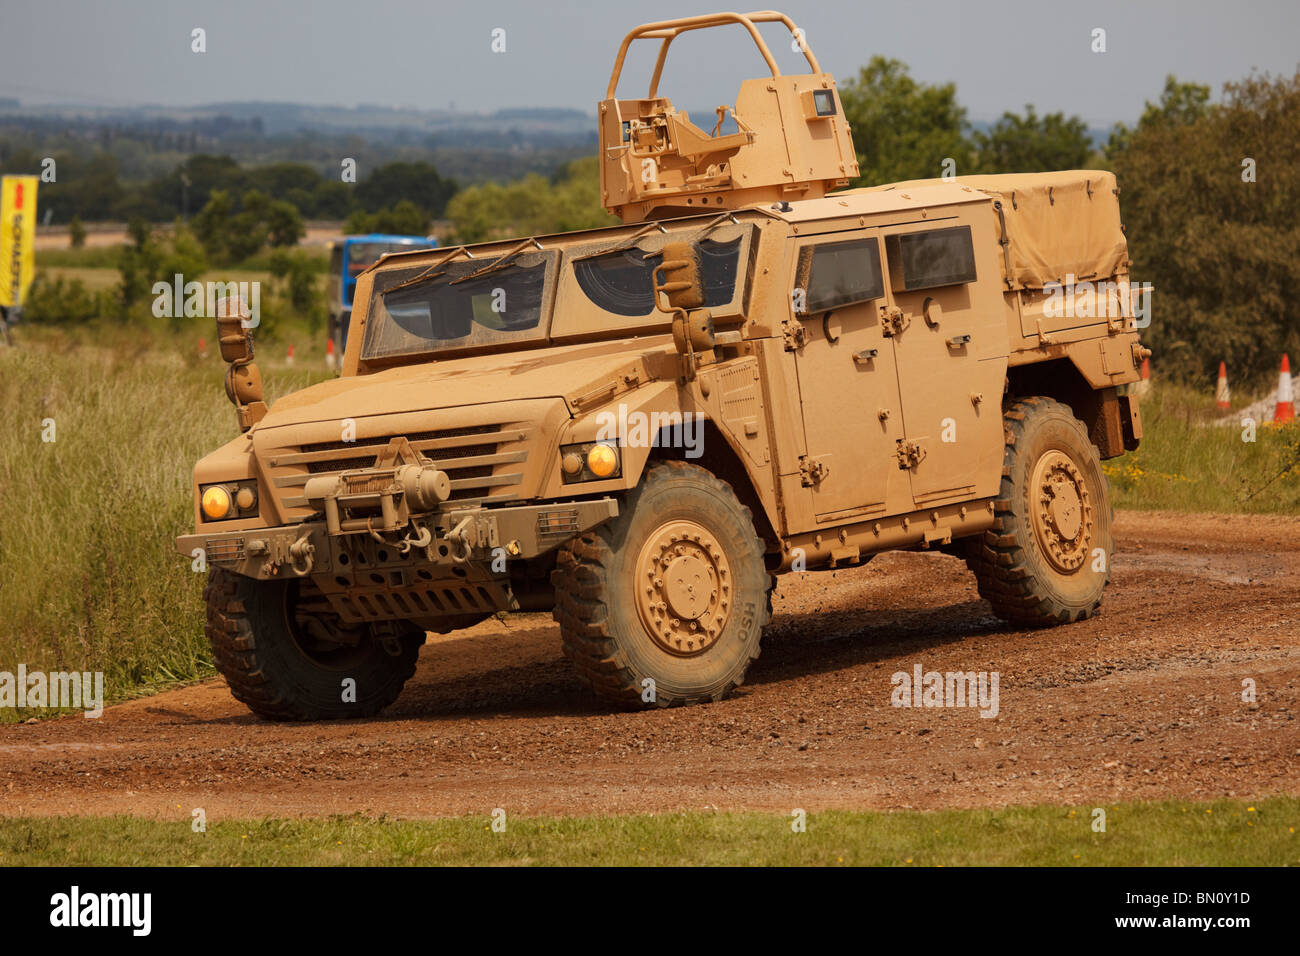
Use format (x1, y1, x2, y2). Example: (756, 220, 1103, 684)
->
(0, 175, 38, 308)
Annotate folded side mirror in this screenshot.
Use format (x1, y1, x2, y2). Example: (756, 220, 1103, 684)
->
(654, 241, 715, 377)
(215, 297, 267, 431)
(654, 241, 705, 311)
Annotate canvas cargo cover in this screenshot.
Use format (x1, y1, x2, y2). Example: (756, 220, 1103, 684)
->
(862, 171, 1129, 290)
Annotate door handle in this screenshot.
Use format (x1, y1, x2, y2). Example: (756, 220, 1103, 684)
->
(853, 348, 878, 363)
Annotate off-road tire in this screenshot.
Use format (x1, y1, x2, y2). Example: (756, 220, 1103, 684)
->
(204, 568, 421, 721)
(965, 396, 1114, 627)
(551, 460, 774, 707)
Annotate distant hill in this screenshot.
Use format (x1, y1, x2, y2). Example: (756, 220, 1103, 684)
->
(5, 99, 594, 139)
(0, 100, 597, 188)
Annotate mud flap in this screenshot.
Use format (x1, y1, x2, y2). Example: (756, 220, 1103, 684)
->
(1120, 393, 1142, 450)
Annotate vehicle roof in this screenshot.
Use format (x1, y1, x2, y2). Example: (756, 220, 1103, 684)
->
(361, 182, 995, 275)
(762, 181, 992, 223)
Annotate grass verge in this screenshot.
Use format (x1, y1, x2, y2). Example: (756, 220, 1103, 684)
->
(0, 332, 331, 719)
(1104, 383, 1300, 513)
(0, 798, 1295, 866)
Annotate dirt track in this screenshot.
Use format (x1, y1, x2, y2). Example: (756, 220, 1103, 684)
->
(2, 510, 1297, 819)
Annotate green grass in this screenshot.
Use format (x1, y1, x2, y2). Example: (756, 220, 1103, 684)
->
(39, 266, 290, 294)
(0, 330, 333, 718)
(33, 266, 121, 292)
(1104, 383, 1300, 513)
(36, 264, 330, 304)
(0, 798, 1294, 866)
(35, 246, 123, 269)
(35, 244, 330, 273)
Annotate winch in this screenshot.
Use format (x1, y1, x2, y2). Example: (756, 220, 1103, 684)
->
(302, 436, 451, 537)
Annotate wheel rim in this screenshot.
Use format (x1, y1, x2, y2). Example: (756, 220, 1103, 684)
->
(634, 519, 733, 657)
(1029, 449, 1093, 573)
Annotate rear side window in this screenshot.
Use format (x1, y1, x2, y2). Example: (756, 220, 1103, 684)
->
(794, 237, 884, 314)
(884, 226, 977, 292)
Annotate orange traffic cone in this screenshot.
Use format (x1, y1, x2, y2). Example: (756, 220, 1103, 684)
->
(286, 343, 296, 366)
(1134, 355, 1151, 397)
(1215, 361, 1231, 410)
(325, 337, 336, 371)
(198, 337, 208, 360)
(1275, 354, 1295, 423)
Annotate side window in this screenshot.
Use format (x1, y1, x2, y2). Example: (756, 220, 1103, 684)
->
(794, 237, 884, 314)
(572, 248, 654, 316)
(574, 237, 742, 317)
(883, 225, 977, 292)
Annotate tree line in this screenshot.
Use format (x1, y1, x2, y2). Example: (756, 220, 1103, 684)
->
(1, 146, 457, 230)
(17, 57, 1298, 386)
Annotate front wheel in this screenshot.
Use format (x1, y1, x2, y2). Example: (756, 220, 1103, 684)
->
(204, 569, 422, 720)
(551, 461, 773, 707)
(965, 396, 1114, 626)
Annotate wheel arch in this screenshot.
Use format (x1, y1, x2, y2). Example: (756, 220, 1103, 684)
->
(643, 417, 781, 556)
(1006, 357, 1133, 460)
(565, 382, 781, 556)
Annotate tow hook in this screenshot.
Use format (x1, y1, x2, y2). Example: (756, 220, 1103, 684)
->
(289, 530, 315, 577)
(397, 521, 433, 555)
(445, 516, 475, 563)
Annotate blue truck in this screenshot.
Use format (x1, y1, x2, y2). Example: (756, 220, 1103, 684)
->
(328, 234, 438, 358)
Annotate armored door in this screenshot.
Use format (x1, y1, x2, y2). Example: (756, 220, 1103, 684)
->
(786, 230, 910, 524)
(878, 216, 1009, 506)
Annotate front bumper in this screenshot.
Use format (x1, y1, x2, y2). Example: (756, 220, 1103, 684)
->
(176, 498, 620, 582)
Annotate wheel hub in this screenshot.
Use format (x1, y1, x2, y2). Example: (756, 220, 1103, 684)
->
(636, 520, 732, 657)
(1030, 450, 1093, 573)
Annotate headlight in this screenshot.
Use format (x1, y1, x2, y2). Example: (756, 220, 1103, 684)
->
(201, 486, 231, 520)
(200, 481, 259, 521)
(559, 441, 621, 484)
(587, 443, 619, 478)
(235, 485, 257, 511)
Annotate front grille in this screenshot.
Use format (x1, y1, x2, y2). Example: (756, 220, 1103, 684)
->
(308, 457, 364, 474)
(264, 421, 532, 519)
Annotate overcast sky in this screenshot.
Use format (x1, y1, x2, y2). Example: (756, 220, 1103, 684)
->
(2, 0, 1297, 125)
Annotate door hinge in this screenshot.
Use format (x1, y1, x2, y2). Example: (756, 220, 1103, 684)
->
(895, 439, 927, 470)
(782, 321, 807, 351)
(880, 305, 910, 337)
(799, 455, 830, 487)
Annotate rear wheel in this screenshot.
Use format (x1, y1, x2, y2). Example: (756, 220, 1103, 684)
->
(551, 461, 773, 707)
(204, 568, 422, 720)
(965, 396, 1114, 626)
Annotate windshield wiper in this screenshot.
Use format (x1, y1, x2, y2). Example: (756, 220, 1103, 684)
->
(381, 245, 476, 296)
(448, 237, 544, 285)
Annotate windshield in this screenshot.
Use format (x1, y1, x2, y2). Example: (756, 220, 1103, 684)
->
(361, 250, 555, 360)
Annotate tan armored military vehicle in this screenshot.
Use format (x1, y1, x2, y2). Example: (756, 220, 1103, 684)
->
(180, 11, 1146, 719)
